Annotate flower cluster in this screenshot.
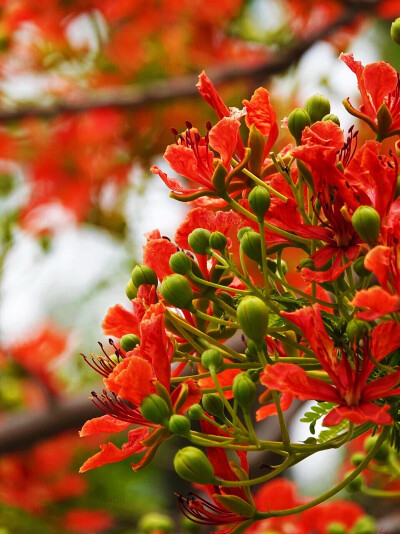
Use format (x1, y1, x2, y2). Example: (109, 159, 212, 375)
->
(80, 51, 400, 532)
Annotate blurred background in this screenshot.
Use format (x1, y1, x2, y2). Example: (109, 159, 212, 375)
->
(0, 1, 399, 532)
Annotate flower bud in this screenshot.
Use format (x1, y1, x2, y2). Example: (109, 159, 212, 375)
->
(353, 256, 368, 277)
(345, 472, 364, 493)
(288, 108, 311, 144)
(364, 435, 389, 461)
(233, 372, 257, 411)
(237, 226, 253, 240)
(395, 175, 400, 199)
(322, 114, 340, 126)
(351, 516, 376, 534)
(201, 348, 224, 373)
(186, 404, 204, 420)
(209, 231, 227, 252)
(212, 161, 228, 193)
(132, 264, 158, 287)
(305, 94, 331, 123)
(120, 334, 140, 352)
(391, 18, 400, 45)
(174, 447, 215, 484)
(160, 274, 193, 309)
(188, 228, 212, 255)
(202, 393, 225, 419)
(126, 279, 138, 300)
(346, 319, 370, 343)
(168, 414, 191, 437)
(248, 124, 266, 176)
(140, 394, 170, 425)
(248, 186, 271, 220)
(169, 251, 193, 275)
(327, 523, 346, 534)
(237, 296, 269, 343)
(350, 453, 366, 466)
(240, 230, 263, 263)
(352, 206, 380, 243)
(138, 512, 174, 534)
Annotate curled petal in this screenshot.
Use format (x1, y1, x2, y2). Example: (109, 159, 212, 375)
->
(351, 286, 398, 321)
(104, 356, 153, 406)
(80, 414, 131, 437)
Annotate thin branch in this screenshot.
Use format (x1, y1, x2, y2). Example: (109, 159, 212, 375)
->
(0, 2, 382, 122)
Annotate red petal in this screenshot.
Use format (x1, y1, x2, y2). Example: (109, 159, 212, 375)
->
(363, 61, 398, 112)
(197, 71, 230, 120)
(243, 88, 277, 139)
(351, 286, 398, 321)
(104, 356, 153, 406)
(371, 320, 400, 361)
(362, 369, 400, 401)
(80, 415, 131, 437)
(323, 403, 392, 426)
(209, 117, 240, 168)
(364, 246, 391, 289)
(143, 236, 177, 281)
(102, 304, 140, 337)
(256, 392, 293, 421)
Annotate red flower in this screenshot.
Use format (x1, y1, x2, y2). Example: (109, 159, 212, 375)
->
(243, 87, 279, 155)
(262, 305, 400, 425)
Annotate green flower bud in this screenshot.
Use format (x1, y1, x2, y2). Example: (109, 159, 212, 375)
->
(126, 279, 138, 300)
(160, 274, 193, 309)
(350, 452, 366, 467)
(248, 186, 271, 219)
(391, 18, 400, 45)
(351, 516, 376, 534)
(186, 403, 204, 420)
(120, 334, 140, 352)
(353, 256, 368, 277)
(298, 257, 315, 270)
(209, 231, 227, 252)
(346, 319, 370, 343)
(327, 523, 346, 534)
(237, 226, 253, 240)
(174, 447, 215, 484)
(322, 114, 341, 126)
(140, 394, 170, 425)
(168, 414, 191, 437)
(138, 512, 174, 534)
(395, 175, 400, 200)
(288, 108, 311, 144)
(305, 94, 331, 123)
(201, 348, 224, 373)
(345, 472, 364, 493)
(364, 435, 389, 461)
(233, 372, 257, 410)
(188, 228, 212, 255)
(237, 296, 269, 343)
(352, 206, 380, 243)
(202, 393, 225, 418)
(240, 231, 262, 263)
(132, 264, 158, 287)
(169, 251, 193, 275)
(212, 291, 235, 317)
(248, 124, 266, 177)
(245, 340, 259, 362)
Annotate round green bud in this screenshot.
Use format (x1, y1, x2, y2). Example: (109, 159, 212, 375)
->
(352, 206, 380, 243)
(201, 348, 224, 373)
(298, 257, 315, 270)
(305, 94, 331, 123)
(160, 274, 193, 309)
(351, 516, 376, 534)
(132, 264, 158, 287)
(327, 522, 346, 534)
(345, 472, 364, 493)
(140, 394, 170, 425)
(233, 372, 257, 410)
(240, 230, 262, 263)
(245, 340, 259, 362)
(346, 319, 370, 343)
(364, 435, 389, 461)
(168, 414, 191, 437)
(353, 256, 368, 277)
(209, 231, 227, 252)
(395, 175, 400, 200)
(174, 447, 215, 484)
(187, 403, 204, 420)
(248, 186, 271, 219)
(237, 296, 269, 343)
(126, 279, 138, 300)
(391, 18, 400, 45)
(288, 108, 311, 144)
(322, 113, 340, 126)
(188, 228, 212, 255)
(350, 452, 366, 467)
(169, 251, 193, 275)
(237, 226, 253, 240)
(138, 512, 174, 534)
(120, 334, 140, 352)
(202, 393, 225, 418)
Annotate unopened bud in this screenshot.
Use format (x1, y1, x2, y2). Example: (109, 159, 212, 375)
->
(168, 415, 191, 437)
(352, 206, 380, 243)
(169, 251, 193, 275)
(240, 231, 263, 263)
(120, 334, 140, 352)
(351, 516, 376, 534)
(288, 108, 311, 144)
(174, 447, 215, 484)
(305, 94, 331, 123)
(140, 394, 170, 425)
(248, 186, 271, 219)
(209, 231, 227, 252)
(391, 18, 400, 45)
(353, 256, 368, 277)
(237, 296, 269, 344)
(345, 472, 364, 493)
(201, 348, 224, 373)
(138, 512, 174, 534)
(350, 453, 366, 466)
(237, 226, 253, 240)
(233, 372, 257, 410)
(364, 435, 389, 461)
(160, 274, 193, 309)
(322, 114, 340, 126)
(132, 264, 158, 287)
(188, 228, 212, 255)
(202, 393, 225, 419)
(126, 279, 138, 300)
(186, 404, 204, 420)
(346, 319, 370, 343)
(327, 523, 346, 534)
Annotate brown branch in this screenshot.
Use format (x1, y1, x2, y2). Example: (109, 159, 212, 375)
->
(0, 2, 382, 122)
(0, 393, 100, 454)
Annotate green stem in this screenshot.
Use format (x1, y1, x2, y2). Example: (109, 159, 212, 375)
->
(271, 391, 290, 446)
(231, 158, 288, 202)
